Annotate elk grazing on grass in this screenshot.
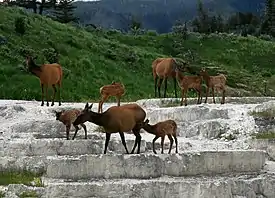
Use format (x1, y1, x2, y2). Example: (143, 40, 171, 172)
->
(25, 55, 63, 106)
(55, 109, 87, 140)
(73, 102, 146, 154)
(175, 68, 203, 106)
(199, 68, 227, 104)
(139, 119, 178, 154)
(98, 81, 125, 113)
(152, 57, 190, 98)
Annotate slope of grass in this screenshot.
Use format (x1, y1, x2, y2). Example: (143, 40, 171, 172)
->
(0, 171, 43, 186)
(1, 6, 275, 102)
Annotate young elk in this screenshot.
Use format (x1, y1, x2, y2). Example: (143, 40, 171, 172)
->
(25, 56, 63, 106)
(140, 119, 178, 154)
(152, 57, 190, 98)
(98, 81, 125, 113)
(73, 102, 146, 154)
(175, 68, 203, 106)
(55, 109, 87, 140)
(199, 68, 227, 104)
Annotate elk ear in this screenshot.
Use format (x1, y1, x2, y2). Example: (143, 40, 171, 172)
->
(84, 102, 89, 109)
(89, 103, 93, 109)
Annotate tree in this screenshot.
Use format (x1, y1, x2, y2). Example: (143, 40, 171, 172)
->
(54, 0, 78, 23)
(7, 0, 55, 15)
(192, 0, 210, 34)
(264, 0, 275, 36)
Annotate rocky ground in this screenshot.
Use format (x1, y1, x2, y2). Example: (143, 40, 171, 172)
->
(0, 97, 275, 198)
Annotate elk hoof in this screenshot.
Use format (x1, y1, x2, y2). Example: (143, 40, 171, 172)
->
(51, 103, 54, 106)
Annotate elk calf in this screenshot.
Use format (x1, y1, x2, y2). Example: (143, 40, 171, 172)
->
(73, 103, 146, 154)
(98, 82, 125, 113)
(55, 109, 87, 140)
(25, 56, 63, 106)
(199, 68, 226, 104)
(175, 68, 202, 106)
(140, 119, 178, 154)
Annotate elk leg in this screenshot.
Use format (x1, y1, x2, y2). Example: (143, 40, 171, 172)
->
(45, 85, 49, 106)
(184, 89, 188, 106)
(119, 132, 129, 154)
(116, 96, 121, 106)
(154, 76, 159, 97)
(205, 87, 209, 103)
(104, 133, 111, 154)
(51, 85, 57, 106)
(131, 128, 142, 154)
(163, 78, 168, 98)
(66, 125, 71, 140)
(173, 77, 177, 98)
(180, 89, 184, 106)
(158, 78, 164, 98)
(173, 134, 178, 153)
(221, 89, 225, 104)
(40, 84, 44, 106)
(212, 87, 215, 104)
(167, 134, 174, 154)
(161, 136, 165, 154)
(57, 82, 61, 106)
(197, 89, 201, 104)
(72, 124, 80, 140)
(152, 136, 159, 154)
(98, 95, 109, 113)
(81, 123, 87, 139)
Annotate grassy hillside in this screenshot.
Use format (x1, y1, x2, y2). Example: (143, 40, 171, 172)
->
(1, 6, 275, 103)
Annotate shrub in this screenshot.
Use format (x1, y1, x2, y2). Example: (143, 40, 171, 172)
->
(14, 17, 26, 35)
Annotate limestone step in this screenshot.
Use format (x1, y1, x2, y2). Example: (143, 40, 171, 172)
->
(42, 173, 275, 198)
(2, 138, 147, 157)
(46, 150, 265, 180)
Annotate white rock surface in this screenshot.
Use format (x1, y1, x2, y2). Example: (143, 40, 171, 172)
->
(1, 98, 275, 198)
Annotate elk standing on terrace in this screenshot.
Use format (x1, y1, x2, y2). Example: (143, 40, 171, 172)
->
(139, 119, 178, 154)
(98, 81, 125, 113)
(199, 68, 226, 104)
(175, 68, 203, 106)
(25, 55, 63, 106)
(152, 57, 190, 98)
(55, 109, 87, 140)
(73, 103, 146, 154)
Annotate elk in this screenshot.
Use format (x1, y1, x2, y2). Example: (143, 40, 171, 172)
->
(73, 102, 146, 154)
(55, 109, 87, 140)
(199, 68, 226, 104)
(139, 119, 178, 154)
(25, 55, 63, 106)
(175, 68, 203, 106)
(152, 57, 190, 98)
(98, 81, 125, 113)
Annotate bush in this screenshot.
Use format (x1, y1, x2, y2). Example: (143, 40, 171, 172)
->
(14, 17, 26, 35)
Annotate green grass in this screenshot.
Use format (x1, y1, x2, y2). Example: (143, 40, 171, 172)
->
(1, 7, 275, 102)
(0, 192, 4, 198)
(19, 190, 38, 198)
(0, 171, 43, 186)
(252, 131, 275, 139)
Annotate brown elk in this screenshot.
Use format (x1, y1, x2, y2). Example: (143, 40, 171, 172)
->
(199, 68, 227, 104)
(98, 81, 125, 113)
(73, 103, 146, 154)
(55, 109, 87, 140)
(152, 57, 190, 98)
(139, 119, 178, 154)
(25, 56, 63, 106)
(175, 68, 203, 106)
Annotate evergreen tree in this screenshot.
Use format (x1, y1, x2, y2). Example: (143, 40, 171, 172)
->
(265, 0, 275, 36)
(54, 0, 78, 23)
(192, 0, 210, 34)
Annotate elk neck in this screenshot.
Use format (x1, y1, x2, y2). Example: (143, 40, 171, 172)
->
(28, 60, 42, 77)
(142, 124, 156, 135)
(86, 111, 108, 126)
